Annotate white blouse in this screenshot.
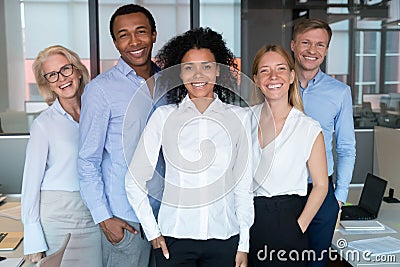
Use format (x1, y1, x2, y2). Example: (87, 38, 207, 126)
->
(21, 99, 80, 254)
(125, 95, 254, 252)
(252, 104, 322, 197)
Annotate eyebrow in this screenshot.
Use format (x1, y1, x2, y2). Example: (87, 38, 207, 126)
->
(116, 25, 149, 35)
(259, 63, 288, 68)
(44, 63, 72, 74)
(182, 61, 214, 65)
(116, 29, 128, 36)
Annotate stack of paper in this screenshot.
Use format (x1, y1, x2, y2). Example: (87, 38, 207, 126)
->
(340, 220, 385, 231)
(0, 257, 25, 267)
(348, 236, 400, 255)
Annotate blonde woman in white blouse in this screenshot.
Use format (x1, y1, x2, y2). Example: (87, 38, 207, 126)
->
(21, 45, 101, 266)
(248, 44, 328, 267)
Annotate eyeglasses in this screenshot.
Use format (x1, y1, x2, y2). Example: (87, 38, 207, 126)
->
(43, 64, 75, 83)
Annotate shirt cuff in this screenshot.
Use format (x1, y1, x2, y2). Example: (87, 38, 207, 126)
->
(335, 185, 349, 204)
(238, 229, 250, 253)
(138, 212, 162, 241)
(23, 223, 48, 255)
(90, 204, 113, 224)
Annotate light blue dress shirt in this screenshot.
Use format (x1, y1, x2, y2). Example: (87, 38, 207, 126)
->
(21, 99, 79, 254)
(78, 58, 164, 224)
(300, 69, 356, 203)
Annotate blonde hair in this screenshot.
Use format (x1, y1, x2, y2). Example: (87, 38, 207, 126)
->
(32, 45, 89, 105)
(251, 44, 304, 112)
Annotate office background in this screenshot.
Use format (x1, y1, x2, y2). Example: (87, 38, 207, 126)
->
(0, 0, 399, 192)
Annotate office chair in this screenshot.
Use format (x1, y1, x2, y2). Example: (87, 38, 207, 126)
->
(36, 233, 71, 267)
(356, 102, 377, 128)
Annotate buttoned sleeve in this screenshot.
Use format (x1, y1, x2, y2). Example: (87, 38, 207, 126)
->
(78, 83, 113, 223)
(232, 110, 255, 252)
(334, 87, 356, 203)
(21, 120, 49, 255)
(125, 107, 165, 241)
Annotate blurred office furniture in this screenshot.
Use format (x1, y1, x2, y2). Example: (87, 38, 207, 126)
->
(362, 93, 388, 112)
(0, 111, 29, 133)
(360, 93, 400, 129)
(373, 126, 400, 199)
(36, 233, 71, 267)
(355, 102, 377, 128)
(24, 101, 48, 114)
(0, 135, 29, 194)
(387, 93, 400, 112)
(332, 200, 400, 266)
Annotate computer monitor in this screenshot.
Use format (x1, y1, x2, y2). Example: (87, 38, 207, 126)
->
(0, 135, 29, 194)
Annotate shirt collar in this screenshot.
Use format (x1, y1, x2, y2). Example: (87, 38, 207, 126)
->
(179, 93, 223, 113)
(300, 68, 324, 90)
(116, 57, 161, 77)
(53, 98, 67, 116)
(53, 98, 76, 122)
(308, 68, 324, 87)
(313, 68, 324, 85)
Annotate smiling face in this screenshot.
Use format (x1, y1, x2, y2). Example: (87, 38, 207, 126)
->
(42, 54, 81, 102)
(180, 48, 219, 100)
(290, 28, 329, 74)
(112, 12, 156, 72)
(253, 51, 295, 104)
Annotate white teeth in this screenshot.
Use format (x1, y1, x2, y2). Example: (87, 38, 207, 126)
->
(304, 56, 317, 61)
(192, 82, 207, 87)
(268, 84, 282, 89)
(130, 49, 144, 55)
(60, 82, 72, 89)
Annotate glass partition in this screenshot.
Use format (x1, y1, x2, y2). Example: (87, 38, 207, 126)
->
(1, 0, 400, 132)
(241, 0, 400, 129)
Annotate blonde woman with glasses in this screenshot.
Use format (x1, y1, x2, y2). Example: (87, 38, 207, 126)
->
(21, 45, 101, 266)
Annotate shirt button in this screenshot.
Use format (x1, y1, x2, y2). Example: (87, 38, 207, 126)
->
(140, 80, 144, 83)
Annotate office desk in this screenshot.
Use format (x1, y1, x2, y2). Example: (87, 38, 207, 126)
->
(332, 200, 400, 266)
(0, 197, 32, 266)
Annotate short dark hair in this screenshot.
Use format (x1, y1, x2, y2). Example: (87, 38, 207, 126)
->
(109, 4, 156, 41)
(293, 18, 332, 46)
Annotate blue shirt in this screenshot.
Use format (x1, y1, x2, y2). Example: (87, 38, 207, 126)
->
(22, 99, 80, 254)
(78, 58, 164, 224)
(300, 69, 356, 203)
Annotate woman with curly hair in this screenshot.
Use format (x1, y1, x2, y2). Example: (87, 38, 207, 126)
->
(125, 27, 254, 267)
(156, 27, 237, 106)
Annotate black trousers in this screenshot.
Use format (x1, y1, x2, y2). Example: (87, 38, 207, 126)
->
(303, 177, 340, 267)
(249, 195, 308, 267)
(154, 235, 239, 267)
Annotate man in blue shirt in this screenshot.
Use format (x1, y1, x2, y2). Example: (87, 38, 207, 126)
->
(291, 19, 356, 266)
(78, 4, 163, 266)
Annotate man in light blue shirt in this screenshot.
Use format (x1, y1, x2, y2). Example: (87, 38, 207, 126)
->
(78, 4, 164, 266)
(291, 19, 356, 267)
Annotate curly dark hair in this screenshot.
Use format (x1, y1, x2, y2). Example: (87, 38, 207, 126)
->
(155, 27, 238, 105)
